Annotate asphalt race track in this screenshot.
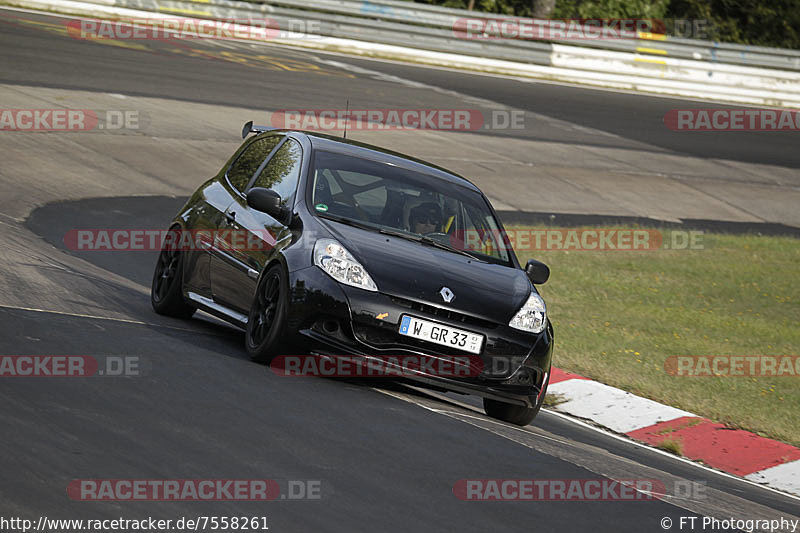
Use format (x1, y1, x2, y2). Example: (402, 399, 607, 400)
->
(1, 8, 799, 532)
(2, 10, 798, 168)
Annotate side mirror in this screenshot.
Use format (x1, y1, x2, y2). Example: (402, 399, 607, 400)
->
(247, 187, 284, 219)
(525, 259, 550, 285)
(241, 120, 253, 139)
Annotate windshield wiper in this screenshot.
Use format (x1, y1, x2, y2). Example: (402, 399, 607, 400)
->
(378, 227, 420, 240)
(319, 213, 378, 233)
(380, 229, 481, 261)
(418, 235, 481, 260)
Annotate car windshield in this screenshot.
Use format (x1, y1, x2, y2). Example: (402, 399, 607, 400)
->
(309, 150, 511, 264)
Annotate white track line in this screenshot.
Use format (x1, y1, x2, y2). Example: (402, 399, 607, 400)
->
(373, 384, 800, 503)
(0, 302, 228, 335)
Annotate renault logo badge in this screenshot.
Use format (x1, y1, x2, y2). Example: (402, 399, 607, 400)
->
(439, 287, 455, 303)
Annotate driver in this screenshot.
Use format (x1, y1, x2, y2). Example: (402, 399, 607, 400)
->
(409, 202, 442, 235)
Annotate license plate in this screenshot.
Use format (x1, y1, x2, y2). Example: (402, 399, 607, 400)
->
(398, 315, 484, 354)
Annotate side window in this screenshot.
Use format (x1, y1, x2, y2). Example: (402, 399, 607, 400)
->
(462, 204, 509, 262)
(226, 135, 282, 192)
(252, 139, 302, 206)
(316, 169, 343, 196)
(352, 185, 387, 216)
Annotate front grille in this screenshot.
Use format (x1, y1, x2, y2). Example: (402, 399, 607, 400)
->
(353, 322, 525, 355)
(389, 296, 497, 330)
(351, 324, 484, 376)
(353, 323, 450, 355)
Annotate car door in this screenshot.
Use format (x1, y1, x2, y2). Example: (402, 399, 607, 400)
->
(181, 178, 238, 298)
(211, 137, 303, 312)
(208, 134, 283, 309)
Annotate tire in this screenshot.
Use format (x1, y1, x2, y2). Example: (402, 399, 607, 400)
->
(151, 226, 196, 319)
(246, 264, 289, 363)
(483, 371, 550, 426)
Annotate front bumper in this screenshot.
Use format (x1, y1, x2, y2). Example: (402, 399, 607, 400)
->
(286, 266, 554, 407)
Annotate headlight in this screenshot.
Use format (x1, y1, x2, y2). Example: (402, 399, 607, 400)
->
(508, 291, 547, 333)
(314, 239, 378, 292)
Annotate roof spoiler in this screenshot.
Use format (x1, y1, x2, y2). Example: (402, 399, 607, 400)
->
(241, 120, 276, 139)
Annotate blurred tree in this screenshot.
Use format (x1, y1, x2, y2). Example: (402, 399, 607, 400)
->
(532, 0, 556, 17)
(252, 140, 303, 205)
(666, 0, 800, 49)
(549, 0, 668, 18)
(405, 0, 799, 47)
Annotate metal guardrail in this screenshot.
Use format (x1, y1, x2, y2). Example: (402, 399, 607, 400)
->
(9, 0, 800, 106)
(43, 0, 800, 71)
(245, 0, 800, 72)
(121, 0, 555, 65)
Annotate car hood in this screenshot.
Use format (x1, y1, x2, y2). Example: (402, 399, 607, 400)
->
(320, 219, 531, 322)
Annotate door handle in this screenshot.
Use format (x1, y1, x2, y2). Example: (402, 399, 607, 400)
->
(225, 211, 236, 223)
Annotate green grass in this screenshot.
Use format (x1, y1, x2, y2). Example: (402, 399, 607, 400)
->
(542, 392, 566, 407)
(514, 228, 800, 447)
(656, 438, 684, 456)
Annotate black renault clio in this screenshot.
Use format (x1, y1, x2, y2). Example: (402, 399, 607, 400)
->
(151, 122, 553, 425)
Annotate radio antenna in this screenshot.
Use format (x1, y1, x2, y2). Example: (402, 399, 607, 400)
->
(343, 99, 350, 139)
